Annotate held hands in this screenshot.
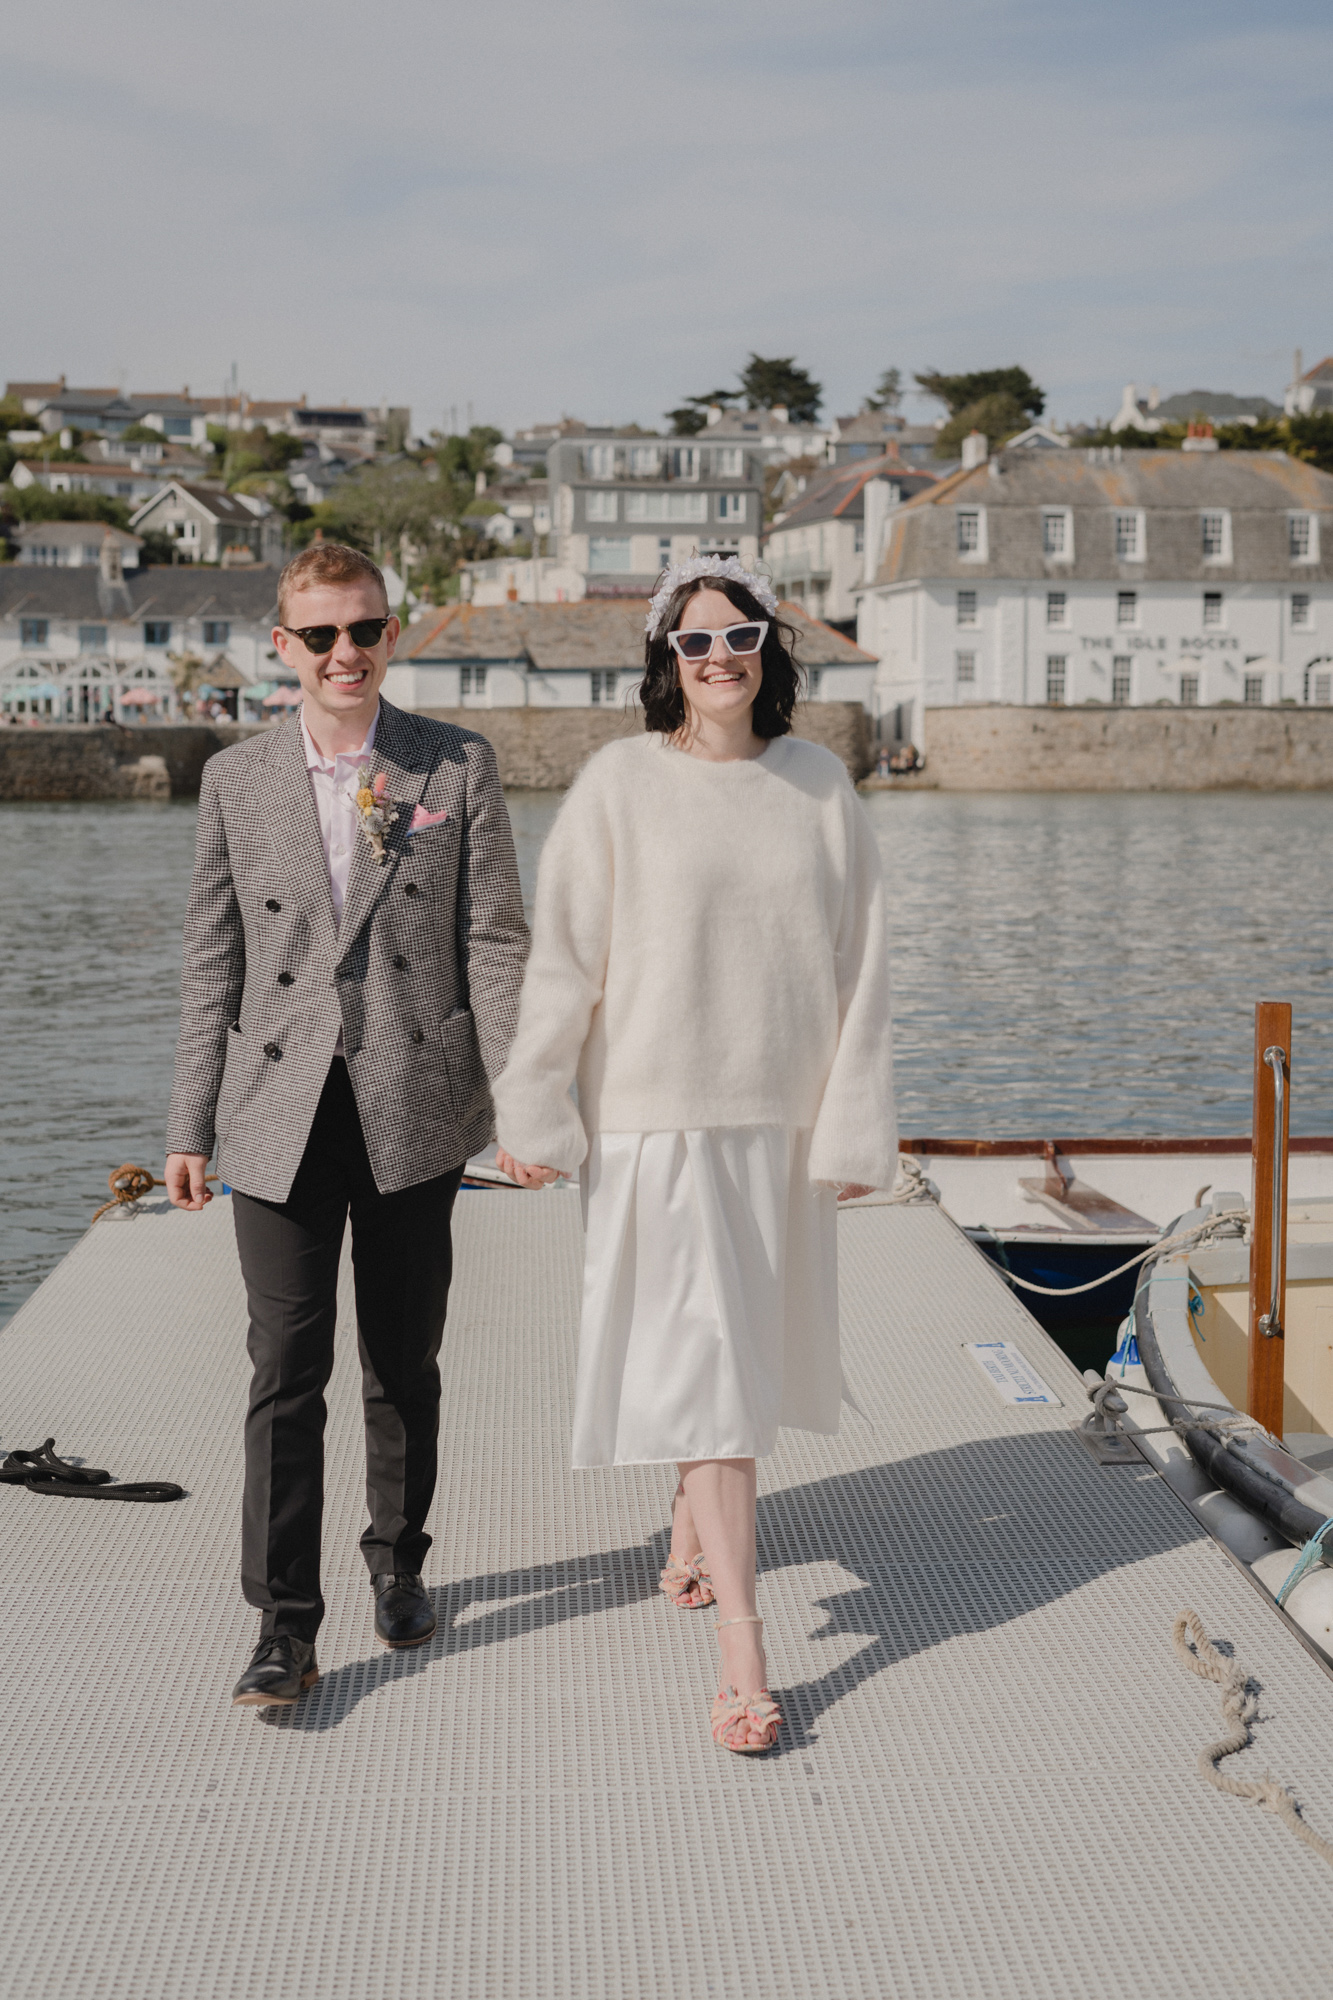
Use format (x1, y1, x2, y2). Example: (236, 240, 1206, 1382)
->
(165, 1153, 213, 1211)
(494, 1148, 564, 1190)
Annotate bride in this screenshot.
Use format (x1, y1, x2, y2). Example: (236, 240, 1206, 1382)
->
(493, 555, 896, 1753)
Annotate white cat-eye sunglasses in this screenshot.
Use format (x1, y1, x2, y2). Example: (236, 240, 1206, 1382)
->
(666, 621, 769, 662)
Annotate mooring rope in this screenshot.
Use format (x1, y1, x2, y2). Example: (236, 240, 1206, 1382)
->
(1173, 1610, 1333, 1870)
(91, 1162, 216, 1223)
(989, 1213, 1242, 1298)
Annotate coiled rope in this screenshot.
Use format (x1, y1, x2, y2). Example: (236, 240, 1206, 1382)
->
(91, 1162, 216, 1223)
(1173, 1610, 1333, 1870)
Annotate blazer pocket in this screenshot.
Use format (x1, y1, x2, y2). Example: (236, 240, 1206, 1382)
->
(435, 1007, 488, 1124)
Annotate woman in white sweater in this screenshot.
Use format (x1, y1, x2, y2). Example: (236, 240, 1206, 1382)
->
(494, 555, 896, 1753)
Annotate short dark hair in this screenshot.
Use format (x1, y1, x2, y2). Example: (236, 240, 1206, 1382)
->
(640, 574, 802, 738)
(278, 541, 389, 623)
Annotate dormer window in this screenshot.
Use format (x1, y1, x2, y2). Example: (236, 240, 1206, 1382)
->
(1289, 513, 1319, 562)
(1114, 512, 1143, 561)
(1041, 510, 1072, 558)
(956, 508, 986, 559)
(1201, 510, 1231, 562)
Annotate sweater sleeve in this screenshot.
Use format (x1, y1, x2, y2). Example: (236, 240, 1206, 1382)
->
(807, 789, 898, 1189)
(490, 767, 612, 1174)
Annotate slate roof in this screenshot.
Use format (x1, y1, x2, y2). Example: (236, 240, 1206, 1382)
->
(397, 598, 872, 670)
(871, 448, 1333, 588)
(0, 567, 281, 622)
(1152, 389, 1282, 422)
(15, 523, 142, 551)
(768, 456, 937, 533)
(132, 482, 265, 525)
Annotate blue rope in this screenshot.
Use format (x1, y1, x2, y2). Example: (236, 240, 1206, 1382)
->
(1276, 1515, 1333, 1607)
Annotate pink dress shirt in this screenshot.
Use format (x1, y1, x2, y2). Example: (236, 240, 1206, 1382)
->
(301, 705, 380, 1057)
(300, 704, 380, 929)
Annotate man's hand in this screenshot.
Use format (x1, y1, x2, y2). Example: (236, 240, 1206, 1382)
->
(494, 1148, 562, 1190)
(836, 1183, 875, 1203)
(165, 1153, 213, 1211)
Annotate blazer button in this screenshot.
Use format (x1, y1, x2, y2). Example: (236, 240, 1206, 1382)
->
(393, 954, 408, 970)
(277, 971, 294, 986)
(265, 898, 281, 912)
(264, 1042, 282, 1059)
(403, 882, 419, 898)
(411, 1028, 425, 1044)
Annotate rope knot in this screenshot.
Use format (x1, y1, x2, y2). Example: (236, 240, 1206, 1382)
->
(91, 1164, 164, 1222)
(109, 1164, 157, 1205)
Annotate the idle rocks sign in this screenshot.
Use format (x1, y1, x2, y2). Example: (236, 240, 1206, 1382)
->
(1079, 634, 1240, 653)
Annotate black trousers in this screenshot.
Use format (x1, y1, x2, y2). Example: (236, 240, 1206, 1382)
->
(231, 1059, 466, 1641)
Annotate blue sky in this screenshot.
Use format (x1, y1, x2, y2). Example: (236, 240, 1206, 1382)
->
(3, 0, 1331, 435)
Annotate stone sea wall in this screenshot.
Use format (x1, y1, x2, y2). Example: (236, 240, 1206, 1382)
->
(417, 701, 875, 787)
(867, 705, 1333, 792)
(0, 723, 265, 801)
(0, 706, 873, 800)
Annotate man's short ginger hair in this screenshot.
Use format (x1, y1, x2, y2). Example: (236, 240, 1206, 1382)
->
(278, 542, 389, 623)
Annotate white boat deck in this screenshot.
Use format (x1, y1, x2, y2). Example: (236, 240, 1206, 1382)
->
(3, 1191, 1333, 1999)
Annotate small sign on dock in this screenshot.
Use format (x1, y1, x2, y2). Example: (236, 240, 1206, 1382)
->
(965, 1340, 1063, 1407)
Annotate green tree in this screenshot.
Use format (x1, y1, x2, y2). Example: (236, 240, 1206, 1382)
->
(936, 391, 1032, 457)
(0, 485, 132, 529)
(138, 528, 179, 566)
(916, 366, 1044, 421)
(1281, 412, 1333, 474)
(434, 426, 503, 482)
(665, 388, 741, 436)
(864, 368, 902, 412)
(120, 422, 166, 445)
(738, 354, 822, 422)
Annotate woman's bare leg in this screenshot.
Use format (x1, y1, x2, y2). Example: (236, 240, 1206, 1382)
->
(668, 1477, 700, 1563)
(678, 1457, 770, 1744)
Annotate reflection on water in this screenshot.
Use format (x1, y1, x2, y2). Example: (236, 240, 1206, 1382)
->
(2, 787, 1331, 1324)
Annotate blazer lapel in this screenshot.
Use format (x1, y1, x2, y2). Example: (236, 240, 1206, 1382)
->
(335, 700, 435, 959)
(252, 716, 339, 955)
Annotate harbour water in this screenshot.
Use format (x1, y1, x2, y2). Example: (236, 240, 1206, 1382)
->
(2, 788, 1331, 1326)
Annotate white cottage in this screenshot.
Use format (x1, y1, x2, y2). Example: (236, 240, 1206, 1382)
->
(857, 444, 1333, 749)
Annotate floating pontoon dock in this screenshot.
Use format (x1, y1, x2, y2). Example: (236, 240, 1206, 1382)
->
(3, 1192, 1333, 1999)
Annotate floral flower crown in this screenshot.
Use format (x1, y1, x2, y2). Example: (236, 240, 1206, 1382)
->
(645, 554, 779, 640)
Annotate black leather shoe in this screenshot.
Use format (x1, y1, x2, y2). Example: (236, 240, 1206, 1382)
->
(231, 1635, 319, 1706)
(372, 1571, 436, 1648)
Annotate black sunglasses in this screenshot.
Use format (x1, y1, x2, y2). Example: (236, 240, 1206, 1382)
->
(281, 616, 392, 656)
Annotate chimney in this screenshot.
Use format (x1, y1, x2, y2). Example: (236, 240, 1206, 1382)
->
(99, 529, 123, 585)
(862, 477, 893, 586)
(771, 405, 788, 424)
(961, 430, 989, 470)
(1295, 348, 1304, 385)
(1147, 384, 1160, 410)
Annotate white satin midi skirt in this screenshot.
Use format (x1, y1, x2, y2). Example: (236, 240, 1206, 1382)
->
(573, 1127, 841, 1467)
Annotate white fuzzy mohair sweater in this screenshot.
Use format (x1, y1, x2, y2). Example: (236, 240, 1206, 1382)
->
(492, 732, 897, 1187)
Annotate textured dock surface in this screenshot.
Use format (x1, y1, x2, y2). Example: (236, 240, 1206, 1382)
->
(3, 1192, 1332, 1999)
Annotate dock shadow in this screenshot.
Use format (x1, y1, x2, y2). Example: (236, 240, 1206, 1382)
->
(265, 1428, 1202, 1739)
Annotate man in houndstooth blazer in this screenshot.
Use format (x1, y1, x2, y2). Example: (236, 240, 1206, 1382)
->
(165, 544, 529, 1706)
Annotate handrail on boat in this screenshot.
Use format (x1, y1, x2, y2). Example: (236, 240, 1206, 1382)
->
(1248, 1002, 1291, 1434)
(1259, 1044, 1287, 1339)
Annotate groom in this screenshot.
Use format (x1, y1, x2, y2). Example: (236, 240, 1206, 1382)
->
(165, 542, 529, 1706)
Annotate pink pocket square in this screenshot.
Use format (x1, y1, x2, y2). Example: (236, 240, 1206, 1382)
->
(408, 805, 451, 832)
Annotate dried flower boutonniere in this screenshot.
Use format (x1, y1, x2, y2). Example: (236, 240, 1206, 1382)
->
(354, 768, 399, 864)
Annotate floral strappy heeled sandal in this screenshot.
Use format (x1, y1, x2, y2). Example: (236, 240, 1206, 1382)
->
(659, 1551, 715, 1609)
(710, 1616, 782, 1754)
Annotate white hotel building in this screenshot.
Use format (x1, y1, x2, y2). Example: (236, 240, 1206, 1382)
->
(858, 445, 1333, 748)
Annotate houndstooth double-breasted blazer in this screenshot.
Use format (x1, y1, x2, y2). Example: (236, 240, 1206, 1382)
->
(165, 699, 530, 1202)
